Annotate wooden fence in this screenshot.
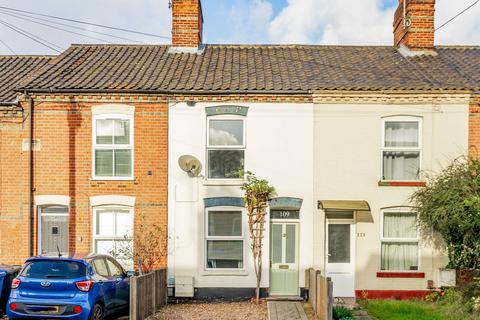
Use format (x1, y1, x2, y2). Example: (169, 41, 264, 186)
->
(130, 268, 168, 320)
(305, 268, 333, 320)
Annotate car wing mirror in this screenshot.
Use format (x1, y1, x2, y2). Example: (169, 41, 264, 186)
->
(126, 271, 136, 277)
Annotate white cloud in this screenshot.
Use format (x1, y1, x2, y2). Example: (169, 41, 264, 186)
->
(268, 0, 480, 45)
(227, 0, 273, 43)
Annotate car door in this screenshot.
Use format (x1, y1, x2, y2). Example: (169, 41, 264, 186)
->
(105, 258, 129, 309)
(91, 258, 116, 312)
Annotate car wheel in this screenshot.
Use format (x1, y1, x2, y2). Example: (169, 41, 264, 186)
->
(90, 303, 103, 320)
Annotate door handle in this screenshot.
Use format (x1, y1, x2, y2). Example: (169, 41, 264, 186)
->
(98, 280, 104, 285)
(116, 277, 123, 282)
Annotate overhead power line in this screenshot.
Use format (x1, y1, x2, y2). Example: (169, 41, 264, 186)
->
(436, 0, 479, 31)
(0, 9, 146, 44)
(0, 5, 171, 40)
(0, 10, 114, 44)
(0, 19, 63, 53)
(0, 39, 16, 54)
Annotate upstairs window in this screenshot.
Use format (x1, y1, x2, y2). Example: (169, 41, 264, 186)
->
(93, 115, 133, 179)
(382, 117, 421, 181)
(207, 117, 245, 179)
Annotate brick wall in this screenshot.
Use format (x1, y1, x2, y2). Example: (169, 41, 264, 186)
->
(469, 95, 480, 157)
(393, 0, 435, 51)
(0, 98, 169, 265)
(0, 107, 30, 264)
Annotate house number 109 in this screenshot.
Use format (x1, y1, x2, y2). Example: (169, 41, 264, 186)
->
(278, 211, 290, 218)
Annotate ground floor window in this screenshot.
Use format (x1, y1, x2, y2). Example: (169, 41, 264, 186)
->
(93, 207, 133, 270)
(381, 211, 419, 271)
(206, 209, 244, 269)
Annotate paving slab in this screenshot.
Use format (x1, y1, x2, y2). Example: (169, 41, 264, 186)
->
(267, 301, 308, 320)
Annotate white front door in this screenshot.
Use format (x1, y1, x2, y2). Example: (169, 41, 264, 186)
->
(326, 222, 355, 297)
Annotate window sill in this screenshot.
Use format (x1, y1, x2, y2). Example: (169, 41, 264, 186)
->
(200, 270, 249, 277)
(378, 181, 426, 187)
(91, 177, 135, 182)
(203, 180, 245, 186)
(377, 271, 425, 278)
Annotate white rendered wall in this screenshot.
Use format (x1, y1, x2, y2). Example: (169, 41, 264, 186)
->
(168, 102, 314, 290)
(313, 102, 469, 291)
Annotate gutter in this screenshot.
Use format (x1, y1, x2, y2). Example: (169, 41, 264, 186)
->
(15, 88, 313, 95)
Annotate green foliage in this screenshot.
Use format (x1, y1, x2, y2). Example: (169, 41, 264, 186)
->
(333, 306, 353, 320)
(411, 157, 480, 269)
(241, 171, 275, 205)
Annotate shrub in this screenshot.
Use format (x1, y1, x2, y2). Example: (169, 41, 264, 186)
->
(333, 306, 353, 320)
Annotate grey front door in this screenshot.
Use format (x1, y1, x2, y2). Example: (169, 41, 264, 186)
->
(39, 206, 69, 255)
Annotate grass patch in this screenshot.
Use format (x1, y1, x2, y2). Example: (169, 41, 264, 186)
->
(360, 291, 479, 320)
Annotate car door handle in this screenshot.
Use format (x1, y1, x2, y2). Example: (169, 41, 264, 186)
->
(98, 280, 104, 285)
(116, 277, 123, 282)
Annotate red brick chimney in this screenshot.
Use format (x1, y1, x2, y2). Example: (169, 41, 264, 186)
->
(393, 0, 435, 53)
(171, 0, 203, 49)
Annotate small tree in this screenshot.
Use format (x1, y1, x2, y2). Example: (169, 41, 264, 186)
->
(241, 172, 275, 304)
(115, 215, 168, 274)
(411, 157, 480, 270)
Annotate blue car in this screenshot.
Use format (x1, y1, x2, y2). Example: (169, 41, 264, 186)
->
(7, 254, 130, 320)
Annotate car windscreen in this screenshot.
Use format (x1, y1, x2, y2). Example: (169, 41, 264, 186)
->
(20, 261, 86, 279)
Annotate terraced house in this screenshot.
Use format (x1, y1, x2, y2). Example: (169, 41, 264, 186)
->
(0, 0, 479, 300)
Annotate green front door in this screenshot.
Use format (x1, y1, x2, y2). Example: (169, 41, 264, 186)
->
(269, 222, 299, 295)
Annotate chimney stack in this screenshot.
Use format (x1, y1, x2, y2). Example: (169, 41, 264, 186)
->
(393, 0, 436, 54)
(171, 0, 203, 50)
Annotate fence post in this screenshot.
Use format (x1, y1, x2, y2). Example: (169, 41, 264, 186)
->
(130, 275, 137, 320)
(327, 277, 333, 320)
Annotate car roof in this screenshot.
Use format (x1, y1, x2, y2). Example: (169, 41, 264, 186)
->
(26, 253, 114, 263)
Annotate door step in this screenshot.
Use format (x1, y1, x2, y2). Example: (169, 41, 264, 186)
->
(267, 296, 304, 301)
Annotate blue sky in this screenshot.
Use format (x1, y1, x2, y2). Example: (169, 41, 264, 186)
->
(0, 0, 478, 55)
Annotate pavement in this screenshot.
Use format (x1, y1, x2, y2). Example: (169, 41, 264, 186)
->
(267, 301, 308, 320)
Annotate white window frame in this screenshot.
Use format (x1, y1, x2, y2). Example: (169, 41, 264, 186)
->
(92, 113, 134, 180)
(381, 116, 422, 182)
(380, 208, 420, 272)
(206, 116, 246, 180)
(205, 208, 245, 270)
(92, 206, 134, 259)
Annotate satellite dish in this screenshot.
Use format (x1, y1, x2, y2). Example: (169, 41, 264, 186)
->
(178, 155, 202, 177)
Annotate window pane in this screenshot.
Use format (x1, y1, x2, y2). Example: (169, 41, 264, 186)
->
(207, 240, 243, 269)
(328, 224, 350, 263)
(96, 119, 113, 144)
(106, 259, 124, 277)
(114, 149, 132, 177)
(271, 224, 283, 264)
(92, 258, 109, 277)
(383, 151, 420, 181)
(114, 119, 130, 145)
(95, 149, 114, 176)
(384, 213, 417, 238)
(208, 211, 242, 236)
(95, 240, 115, 257)
(96, 210, 115, 236)
(385, 121, 419, 148)
(116, 210, 133, 237)
(286, 224, 296, 263)
(208, 150, 244, 179)
(209, 119, 244, 146)
(381, 243, 418, 271)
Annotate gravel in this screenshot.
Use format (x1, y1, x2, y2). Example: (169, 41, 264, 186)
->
(154, 301, 268, 320)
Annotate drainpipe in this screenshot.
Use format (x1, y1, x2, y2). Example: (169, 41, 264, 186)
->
(26, 92, 34, 257)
